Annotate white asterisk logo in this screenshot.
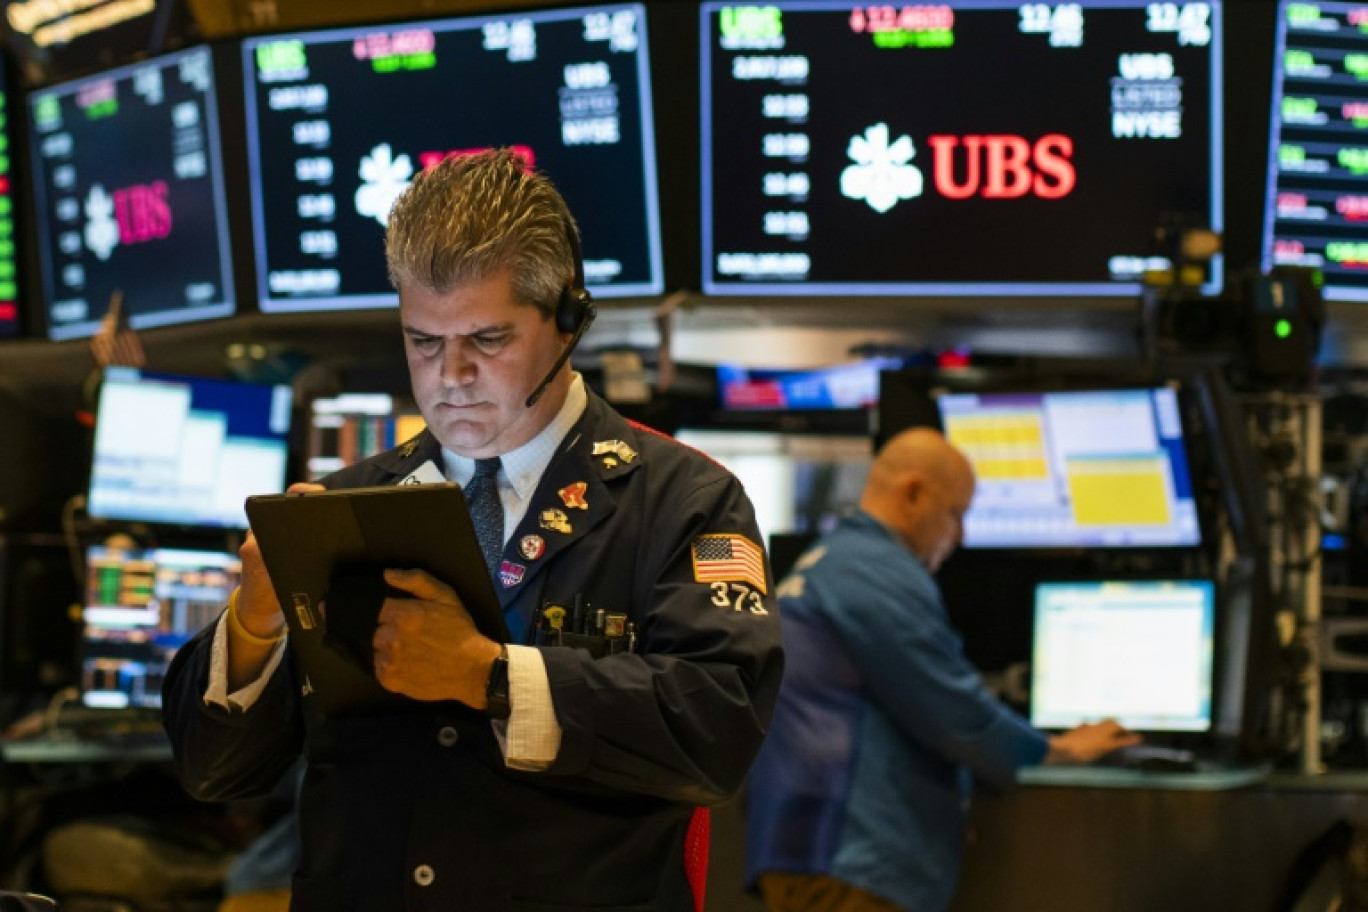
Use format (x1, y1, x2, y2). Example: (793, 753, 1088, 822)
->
(840, 123, 923, 214)
(83, 184, 121, 261)
(354, 143, 414, 225)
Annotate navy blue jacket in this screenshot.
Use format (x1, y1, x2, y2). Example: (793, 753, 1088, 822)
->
(163, 391, 783, 911)
(745, 512, 1046, 912)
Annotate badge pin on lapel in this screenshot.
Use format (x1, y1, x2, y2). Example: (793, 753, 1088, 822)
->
(520, 534, 546, 560)
(540, 509, 573, 534)
(559, 481, 589, 510)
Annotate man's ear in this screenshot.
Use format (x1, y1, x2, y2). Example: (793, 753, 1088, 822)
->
(902, 472, 924, 505)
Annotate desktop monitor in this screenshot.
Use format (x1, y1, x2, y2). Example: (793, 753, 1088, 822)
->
(87, 367, 293, 529)
(1030, 579, 1216, 733)
(82, 545, 240, 708)
(936, 386, 1201, 548)
(26, 45, 236, 340)
(700, 0, 1223, 296)
(1262, 0, 1368, 301)
(242, 2, 663, 312)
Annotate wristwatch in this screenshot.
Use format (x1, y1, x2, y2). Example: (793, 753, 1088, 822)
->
(485, 644, 511, 720)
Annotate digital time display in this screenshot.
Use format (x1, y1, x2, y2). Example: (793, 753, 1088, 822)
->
(243, 2, 663, 312)
(702, 1, 1223, 296)
(1263, 0, 1368, 301)
(27, 46, 235, 340)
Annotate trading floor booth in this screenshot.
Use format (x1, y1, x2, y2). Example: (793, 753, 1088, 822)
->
(869, 361, 1366, 912)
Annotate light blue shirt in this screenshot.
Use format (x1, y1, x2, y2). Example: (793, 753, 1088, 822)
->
(441, 373, 589, 545)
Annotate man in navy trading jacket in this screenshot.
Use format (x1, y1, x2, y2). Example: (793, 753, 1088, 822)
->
(162, 149, 784, 911)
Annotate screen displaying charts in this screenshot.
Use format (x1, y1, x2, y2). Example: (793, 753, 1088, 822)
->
(88, 368, 293, 529)
(0, 57, 16, 338)
(242, 2, 663, 312)
(1263, 0, 1368, 301)
(936, 386, 1200, 548)
(82, 545, 241, 709)
(27, 45, 235, 340)
(701, 0, 1223, 296)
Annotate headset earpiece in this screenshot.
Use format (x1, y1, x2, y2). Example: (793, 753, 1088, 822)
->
(526, 213, 597, 409)
(554, 213, 594, 334)
(556, 285, 594, 334)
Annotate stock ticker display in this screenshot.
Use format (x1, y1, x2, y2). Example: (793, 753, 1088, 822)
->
(1264, 0, 1368, 302)
(242, 2, 663, 312)
(27, 46, 236, 340)
(0, 62, 16, 338)
(701, 1, 1223, 296)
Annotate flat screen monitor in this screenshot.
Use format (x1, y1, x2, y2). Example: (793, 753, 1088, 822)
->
(1030, 579, 1216, 732)
(27, 46, 236, 340)
(0, 56, 16, 339)
(700, 0, 1223, 296)
(82, 545, 240, 708)
(242, 2, 663, 312)
(717, 357, 903, 409)
(1262, 0, 1368, 301)
(936, 386, 1200, 548)
(307, 392, 426, 480)
(87, 367, 293, 529)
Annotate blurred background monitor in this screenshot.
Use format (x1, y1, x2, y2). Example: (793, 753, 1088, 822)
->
(241, 2, 663, 313)
(717, 356, 902, 409)
(1030, 578, 1216, 733)
(0, 52, 16, 339)
(700, 0, 1222, 296)
(936, 386, 1201, 549)
(87, 367, 293, 529)
(26, 44, 236, 340)
(674, 429, 871, 543)
(81, 544, 240, 709)
(1261, 0, 1368, 301)
(306, 392, 425, 481)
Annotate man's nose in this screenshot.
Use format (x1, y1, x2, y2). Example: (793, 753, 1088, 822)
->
(440, 340, 477, 386)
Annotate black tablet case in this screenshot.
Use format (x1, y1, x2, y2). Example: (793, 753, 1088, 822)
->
(245, 483, 510, 716)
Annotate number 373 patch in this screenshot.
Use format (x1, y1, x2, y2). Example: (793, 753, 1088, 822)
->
(691, 534, 769, 614)
(709, 581, 769, 615)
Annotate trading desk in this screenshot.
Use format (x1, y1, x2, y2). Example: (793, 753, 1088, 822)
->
(951, 768, 1368, 912)
(1, 733, 172, 765)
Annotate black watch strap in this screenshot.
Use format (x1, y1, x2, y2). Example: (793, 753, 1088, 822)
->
(485, 644, 511, 720)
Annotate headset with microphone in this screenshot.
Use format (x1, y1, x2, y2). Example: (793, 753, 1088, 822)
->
(525, 215, 596, 408)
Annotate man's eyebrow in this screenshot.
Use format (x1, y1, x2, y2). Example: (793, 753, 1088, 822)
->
(401, 322, 516, 337)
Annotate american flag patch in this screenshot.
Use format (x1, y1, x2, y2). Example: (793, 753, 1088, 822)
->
(691, 534, 767, 594)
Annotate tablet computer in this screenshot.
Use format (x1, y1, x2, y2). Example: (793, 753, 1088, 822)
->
(245, 483, 509, 716)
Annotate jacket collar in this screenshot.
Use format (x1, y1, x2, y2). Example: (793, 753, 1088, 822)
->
(493, 392, 644, 611)
(370, 429, 445, 482)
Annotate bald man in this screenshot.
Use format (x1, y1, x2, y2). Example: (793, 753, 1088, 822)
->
(745, 429, 1137, 912)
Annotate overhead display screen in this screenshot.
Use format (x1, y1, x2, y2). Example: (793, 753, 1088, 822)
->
(0, 60, 16, 338)
(27, 46, 236, 340)
(242, 2, 664, 312)
(1263, 0, 1368, 301)
(701, 1, 1223, 296)
(937, 386, 1201, 549)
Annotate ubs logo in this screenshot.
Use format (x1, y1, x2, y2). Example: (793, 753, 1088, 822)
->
(83, 181, 172, 261)
(840, 123, 1076, 213)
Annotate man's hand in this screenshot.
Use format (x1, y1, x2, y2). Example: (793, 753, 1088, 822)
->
(373, 567, 502, 707)
(227, 482, 323, 689)
(236, 531, 286, 640)
(1044, 719, 1142, 765)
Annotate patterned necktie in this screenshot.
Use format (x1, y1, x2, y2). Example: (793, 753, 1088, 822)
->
(465, 457, 503, 582)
